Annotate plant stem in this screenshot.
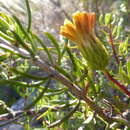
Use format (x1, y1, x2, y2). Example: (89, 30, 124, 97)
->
(103, 70, 130, 98)
(33, 57, 114, 123)
(109, 30, 119, 65)
(34, 57, 130, 127)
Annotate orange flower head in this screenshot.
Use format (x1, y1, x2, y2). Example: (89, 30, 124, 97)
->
(60, 12, 109, 70)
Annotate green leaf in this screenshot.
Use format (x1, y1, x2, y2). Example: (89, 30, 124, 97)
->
(49, 99, 77, 105)
(61, 39, 68, 57)
(0, 17, 10, 29)
(105, 13, 112, 25)
(75, 68, 88, 83)
(85, 112, 94, 124)
(0, 79, 30, 87)
(114, 26, 121, 40)
(127, 60, 130, 78)
(46, 88, 68, 93)
(24, 79, 51, 110)
(119, 37, 128, 56)
(45, 32, 61, 64)
(0, 79, 47, 89)
(54, 65, 72, 81)
(33, 34, 54, 64)
(48, 101, 80, 128)
(87, 74, 97, 96)
(12, 31, 34, 57)
(13, 16, 37, 53)
(44, 89, 67, 97)
(11, 68, 49, 80)
(25, 0, 32, 32)
(36, 108, 50, 121)
(0, 31, 15, 42)
(112, 26, 117, 36)
(119, 62, 124, 74)
(118, 62, 130, 84)
(66, 46, 77, 71)
(99, 14, 104, 25)
(0, 12, 15, 27)
(111, 14, 116, 24)
(0, 53, 10, 62)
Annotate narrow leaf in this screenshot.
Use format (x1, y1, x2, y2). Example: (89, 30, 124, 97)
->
(45, 32, 61, 64)
(24, 80, 51, 110)
(127, 60, 130, 78)
(11, 68, 49, 80)
(48, 101, 80, 128)
(54, 65, 72, 81)
(12, 31, 34, 56)
(33, 34, 53, 64)
(0, 31, 15, 42)
(66, 46, 77, 71)
(13, 16, 37, 53)
(25, 0, 32, 32)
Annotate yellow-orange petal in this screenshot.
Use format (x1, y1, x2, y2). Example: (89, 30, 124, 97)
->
(72, 12, 96, 36)
(64, 20, 77, 34)
(60, 26, 73, 37)
(60, 31, 78, 43)
(60, 12, 109, 70)
(60, 26, 75, 39)
(60, 21, 79, 42)
(86, 13, 95, 33)
(72, 12, 83, 33)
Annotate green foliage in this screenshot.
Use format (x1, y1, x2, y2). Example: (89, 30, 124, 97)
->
(0, 0, 130, 129)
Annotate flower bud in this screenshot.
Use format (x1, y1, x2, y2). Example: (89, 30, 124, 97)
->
(60, 12, 109, 70)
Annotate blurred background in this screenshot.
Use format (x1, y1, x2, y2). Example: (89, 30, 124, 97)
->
(0, 0, 130, 36)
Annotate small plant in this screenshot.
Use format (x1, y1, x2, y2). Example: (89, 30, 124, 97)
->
(0, 0, 130, 129)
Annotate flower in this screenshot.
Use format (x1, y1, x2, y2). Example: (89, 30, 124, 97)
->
(60, 12, 109, 70)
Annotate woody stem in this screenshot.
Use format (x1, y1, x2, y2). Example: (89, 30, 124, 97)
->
(103, 69, 130, 98)
(109, 30, 119, 65)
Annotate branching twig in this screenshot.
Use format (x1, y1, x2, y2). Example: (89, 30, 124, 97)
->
(108, 29, 120, 65)
(0, 40, 130, 127)
(48, 100, 80, 128)
(0, 101, 78, 126)
(0, 114, 23, 127)
(33, 57, 127, 125)
(104, 69, 130, 98)
(0, 100, 16, 118)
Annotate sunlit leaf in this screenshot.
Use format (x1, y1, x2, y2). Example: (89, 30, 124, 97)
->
(45, 32, 61, 64)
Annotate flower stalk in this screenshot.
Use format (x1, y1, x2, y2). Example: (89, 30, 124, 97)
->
(60, 11, 130, 98)
(60, 12, 109, 70)
(103, 69, 130, 98)
(108, 29, 119, 65)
